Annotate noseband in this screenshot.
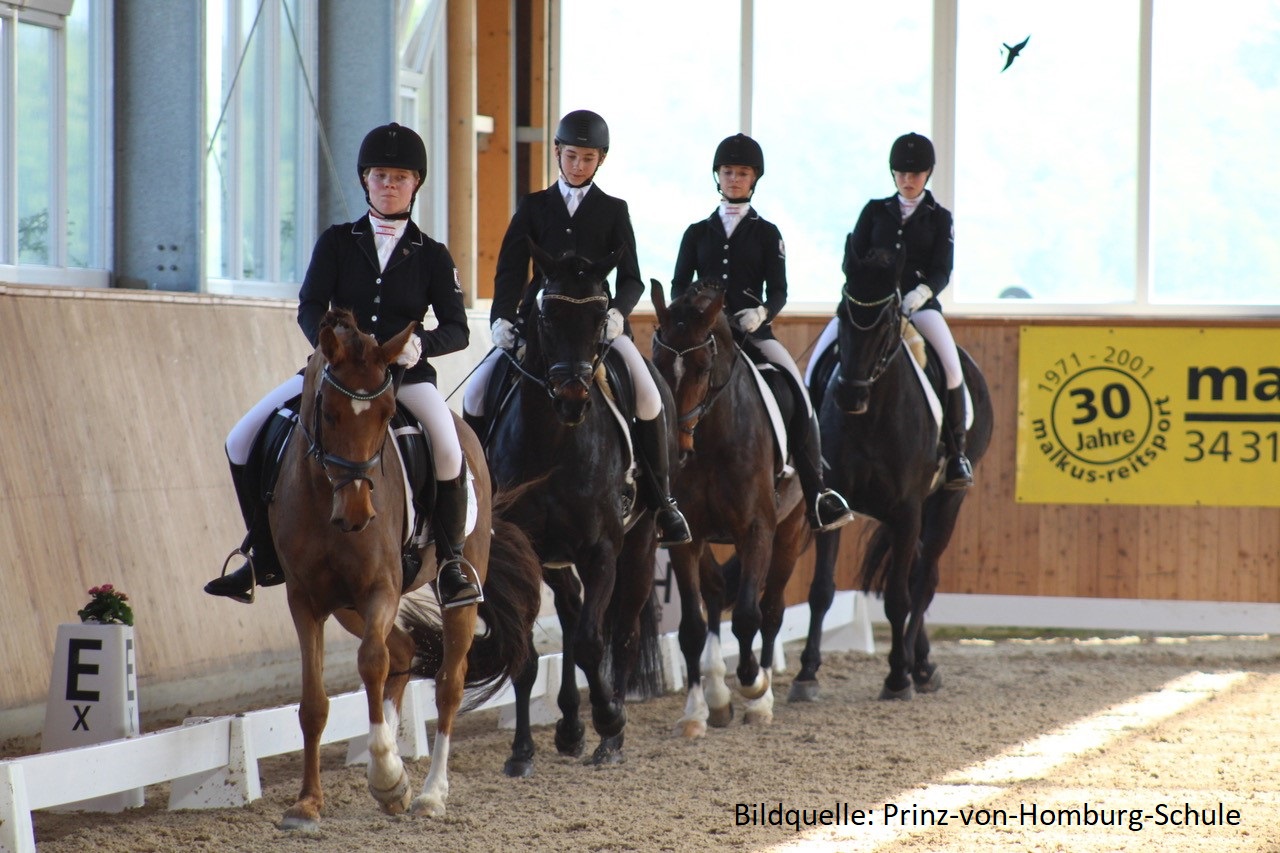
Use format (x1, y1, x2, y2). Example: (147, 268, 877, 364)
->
(652, 330, 737, 436)
(302, 364, 394, 493)
(839, 286, 901, 391)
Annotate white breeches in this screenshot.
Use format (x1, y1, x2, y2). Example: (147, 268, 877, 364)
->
(803, 318, 839, 388)
(225, 374, 305, 466)
(463, 336, 661, 422)
(801, 312, 962, 390)
(225, 374, 460, 480)
(910, 309, 964, 389)
(753, 337, 812, 417)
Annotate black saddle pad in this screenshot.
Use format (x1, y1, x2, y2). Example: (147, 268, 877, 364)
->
(809, 333, 950, 415)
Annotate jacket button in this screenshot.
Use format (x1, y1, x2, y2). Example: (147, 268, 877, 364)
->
(723, 244, 729, 250)
(895, 243, 902, 250)
(371, 314, 378, 323)
(375, 277, 382, 284)
(722, 258, 729, 264)
(721, 273, 729, 280)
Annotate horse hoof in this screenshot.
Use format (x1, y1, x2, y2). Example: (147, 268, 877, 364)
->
(879, 682, 914, 701)
(503, 757, 534, 778)
(279, 804, 321, 833)
(744, 708, 774, 725)
(914, 665, 943, 694)
(674, 718, 707, 739)
(788, 679, 820, 703)
(585, 742, 625, 766)
(555, 719, 586, 757)
(370, 768, 411, 815)
(410, 794, 447, 818)
(707, 703, 734, 728)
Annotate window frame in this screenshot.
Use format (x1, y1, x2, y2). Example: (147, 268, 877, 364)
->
(0, 0, 111, 288)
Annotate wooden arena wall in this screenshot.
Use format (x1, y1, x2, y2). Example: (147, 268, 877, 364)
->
(2, 286, 1277, 716)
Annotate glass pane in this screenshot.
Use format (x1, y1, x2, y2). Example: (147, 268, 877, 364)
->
(65, 0, 96, 268)
(753, 2, 931, 305)
(277, 0, 301, 281)
(238, 0, 266, 280)
(559, 0, 740, 289)
(205, 0, 230, 280)
(955, 2, 1139, 303)
(1151, 3, 1280, 304)
(17, 22, 53, 265)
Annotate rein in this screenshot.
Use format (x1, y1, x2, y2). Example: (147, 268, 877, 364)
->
(652, 329, 739, 436)
(839, 285, 902, 390)
(299, 364, 394, 493)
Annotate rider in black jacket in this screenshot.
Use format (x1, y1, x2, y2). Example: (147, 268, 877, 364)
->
(671, 134, 854, 531)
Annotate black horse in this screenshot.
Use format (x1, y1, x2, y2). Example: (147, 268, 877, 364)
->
(650, 281, 810, 735)
(486, 243, 663, 775)
(793, 249, 993, 701)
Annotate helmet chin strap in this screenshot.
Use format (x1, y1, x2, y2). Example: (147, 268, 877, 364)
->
(717, 182, 754, 205)
(363, 182, 415, 220)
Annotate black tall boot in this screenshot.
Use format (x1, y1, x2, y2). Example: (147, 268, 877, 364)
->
(943, 385, 974, 490)
(205, 460, 285, 603)
(432, 466, 484, 609)
(462, 411, 488, 447)
(634, 416, 692, 548)
(793, 411, 855, 532)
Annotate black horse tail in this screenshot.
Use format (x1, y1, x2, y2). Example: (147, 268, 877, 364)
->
(858, 524, 896, 596)
(601, 581, 665, 702)
(402, 487, 543, 710)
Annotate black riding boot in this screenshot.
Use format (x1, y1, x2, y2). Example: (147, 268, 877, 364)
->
(943, 385, 974, 490)
(634, 416, 692, 548)
(205, 460, 285, 603)
(793, 411, 855, 532)
(432, 466, 484, 609)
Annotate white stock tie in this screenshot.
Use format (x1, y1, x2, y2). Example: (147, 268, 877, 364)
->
(566, 188, 582, 217)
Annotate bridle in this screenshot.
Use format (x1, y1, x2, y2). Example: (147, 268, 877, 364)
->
(510, 286, 611, 400)
(300, 364, 394, 494)
(838, 285, 902, 392)
(651, 327, 738, 437)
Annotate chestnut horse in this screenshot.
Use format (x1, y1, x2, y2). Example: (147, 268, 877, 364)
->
(269, 309, 541, 829)
(487, 245, 663, 775)
(795, 250, 993, 701)
(650, 280, 810, 735)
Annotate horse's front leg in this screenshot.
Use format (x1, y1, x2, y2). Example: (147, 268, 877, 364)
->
(354, 589, 411, 814)
(698, 549, 734, 728)
(731, 523, 772, 700)
(790, 529, 842, 702)
(544, 566, 586, 757)
(281, 598, 328, 831)
(669, 541, 711, 737)
(880, 516, 922, 700)
(412, 601, 477, 816)
(572, 541, 627, 763)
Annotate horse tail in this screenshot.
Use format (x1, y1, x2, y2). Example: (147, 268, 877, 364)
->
(402, 488, 543, 710)
(858, 524, 895, 595)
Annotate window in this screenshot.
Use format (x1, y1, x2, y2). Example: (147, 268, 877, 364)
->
(0, 0, 111, 286)
(559, 0, 740, 290)
(204, 0, 316, 297)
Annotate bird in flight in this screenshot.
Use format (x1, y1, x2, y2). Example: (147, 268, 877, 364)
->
(1001, 35, 1030, 72)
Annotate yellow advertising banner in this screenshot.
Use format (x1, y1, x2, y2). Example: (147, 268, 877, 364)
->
(1017, 326, 1280, 506)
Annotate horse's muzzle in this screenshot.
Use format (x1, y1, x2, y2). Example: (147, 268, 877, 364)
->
(330, 483, 376, 532)
(835, 379, 870, 415)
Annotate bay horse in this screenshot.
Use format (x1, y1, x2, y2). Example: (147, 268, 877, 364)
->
(650, 280, 810, 735)
(487, 244, 663, 775)
(794, 249, 993, 701)
(270, 309, 542, 829)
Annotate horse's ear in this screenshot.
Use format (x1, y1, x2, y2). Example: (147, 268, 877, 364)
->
(706, 286, 726, 317)
(527, 238, 556, 277)
(592, 244, 625, 280)
(650, 278, 668, 320)
(382, 322, 418, 365)
(320, 324, 343, 364)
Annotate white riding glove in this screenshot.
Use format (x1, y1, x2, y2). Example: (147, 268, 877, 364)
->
(394, 333, 422, 368)
(901, 284, 933, 316)
(733, 305, 768, 334)
(491, 317, 516, 349)
(602, 307, 624, 342)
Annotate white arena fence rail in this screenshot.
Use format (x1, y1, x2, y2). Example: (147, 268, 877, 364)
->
(0, 593, 875, 853)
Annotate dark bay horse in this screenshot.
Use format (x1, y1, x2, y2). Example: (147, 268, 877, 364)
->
(795, 251, 993, 701)
(486, 245, 663, 775)
(650, 281, 810, 734)
(270, 309, 542, 828)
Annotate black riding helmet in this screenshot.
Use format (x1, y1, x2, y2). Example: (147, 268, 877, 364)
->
(713, 133, 764, 202)
(358, 122, 427, 219)
(889, 132, 935, 173)
(554, 109, 610, 152)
